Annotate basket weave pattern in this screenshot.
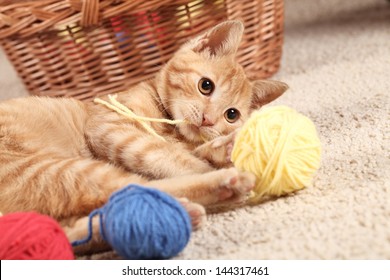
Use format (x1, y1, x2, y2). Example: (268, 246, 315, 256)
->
(0, 0, 284, 100)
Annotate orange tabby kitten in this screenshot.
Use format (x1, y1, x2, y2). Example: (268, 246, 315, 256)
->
(0, 21, 287, 249)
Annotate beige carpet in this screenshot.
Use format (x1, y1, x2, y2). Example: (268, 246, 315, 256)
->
(1, 0, 389, 259)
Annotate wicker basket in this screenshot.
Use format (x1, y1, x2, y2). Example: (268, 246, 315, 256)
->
(0, 0, 284, 101)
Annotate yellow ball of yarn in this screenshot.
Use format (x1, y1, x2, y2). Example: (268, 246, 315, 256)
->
(231, 106, 321, 203)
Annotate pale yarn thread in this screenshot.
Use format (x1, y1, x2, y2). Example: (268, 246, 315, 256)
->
(94, 94, 185, 142)
(231, 106, 321, 203)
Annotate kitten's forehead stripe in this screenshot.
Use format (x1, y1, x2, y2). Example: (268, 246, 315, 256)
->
(165, 70, 195, 99)
(168, 63, 203, 77)
(165, 74, 186, 92)
(227, 74, 248, 104)
(219, 66, 239, 87)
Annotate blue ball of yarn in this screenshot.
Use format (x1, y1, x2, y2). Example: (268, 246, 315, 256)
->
(73, 185, 192, 259)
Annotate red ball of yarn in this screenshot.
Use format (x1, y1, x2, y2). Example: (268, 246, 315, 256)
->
(0, 212, 74, 260)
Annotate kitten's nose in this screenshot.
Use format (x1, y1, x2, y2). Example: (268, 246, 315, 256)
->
(201, 114, 214, 126)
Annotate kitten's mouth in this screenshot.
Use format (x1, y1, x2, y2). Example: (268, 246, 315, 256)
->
(187, 123, 201, 134)
(181, 122, 209, 143)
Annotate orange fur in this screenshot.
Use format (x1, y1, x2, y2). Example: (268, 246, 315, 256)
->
(0, 21, 287, 253)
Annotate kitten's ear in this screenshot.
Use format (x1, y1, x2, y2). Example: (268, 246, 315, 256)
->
(186, 20, 244, 56)
(250, 80, 288, 110)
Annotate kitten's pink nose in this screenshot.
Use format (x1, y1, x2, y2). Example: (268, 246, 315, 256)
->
(202, 114, 214, 126)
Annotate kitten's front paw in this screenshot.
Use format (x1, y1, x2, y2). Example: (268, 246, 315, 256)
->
(210, 132, 236, 164)
(216, 167, 256, 205)
(194, 130, 239, 168)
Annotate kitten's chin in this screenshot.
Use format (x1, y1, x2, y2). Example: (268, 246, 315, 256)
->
(179, 124, 205, 144)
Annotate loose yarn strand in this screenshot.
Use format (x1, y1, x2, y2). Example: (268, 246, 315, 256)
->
(94, 95, 165, 141)
(107, 95, 184, 125)
(94, 94, 185, 142)
(71, 209, 102, 246)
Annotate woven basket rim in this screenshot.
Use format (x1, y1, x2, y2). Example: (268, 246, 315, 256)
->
(0, 0, 197, 39)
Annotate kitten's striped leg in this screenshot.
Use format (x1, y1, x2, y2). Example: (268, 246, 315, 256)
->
(147, 167, 256, 209)
(86, 121, 214, 178)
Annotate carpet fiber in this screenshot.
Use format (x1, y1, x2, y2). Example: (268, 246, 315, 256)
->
(1, 0, 389, 259)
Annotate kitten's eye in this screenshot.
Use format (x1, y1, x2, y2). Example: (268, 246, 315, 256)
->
(198, 78, 214, 95)
(224, 108, 240, 123)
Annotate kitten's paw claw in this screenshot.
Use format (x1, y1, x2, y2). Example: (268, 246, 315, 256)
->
(178, 198, 206, 230)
